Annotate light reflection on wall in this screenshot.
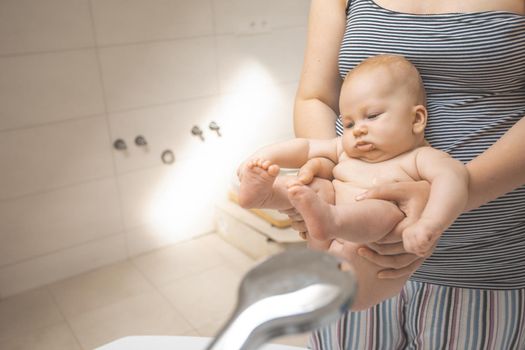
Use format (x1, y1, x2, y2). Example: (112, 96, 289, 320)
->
(147, 60, 283, 241)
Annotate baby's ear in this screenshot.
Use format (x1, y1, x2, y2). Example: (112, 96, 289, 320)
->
(412, 105, 427, 134)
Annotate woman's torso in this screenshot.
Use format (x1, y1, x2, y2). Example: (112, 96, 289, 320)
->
(338, 0, 525, 289)
(369, 0, 524, 16)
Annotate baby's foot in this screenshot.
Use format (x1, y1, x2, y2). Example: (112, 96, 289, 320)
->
(238, 159, 280, 208)
(402, 219, 443, 257)
(287, 183, 337, 241)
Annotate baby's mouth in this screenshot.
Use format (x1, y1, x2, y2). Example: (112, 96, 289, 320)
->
(355, 141, 375, 152)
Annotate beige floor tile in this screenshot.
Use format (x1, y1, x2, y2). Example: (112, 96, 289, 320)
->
(0, 322, 81, 350)
(160, 265, 242, 330)
(273, 333, 310, 348)
(49, 260, 154, 318)
(199, 234, 257, 274)
(132, 236, 229, 287)
(68, 291, 193, 349)
(182, 329, 201, 337)
(194, 318, 225, 338)
(0, 288, 63, 342)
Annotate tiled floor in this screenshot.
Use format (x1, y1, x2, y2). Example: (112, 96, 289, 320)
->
(0, 233, 310, 349)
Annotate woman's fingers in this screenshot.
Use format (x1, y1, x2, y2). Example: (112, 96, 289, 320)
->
(366, 241, 405, 255)
(356, 182, 407, 202)
(357, 181, 430, 215)
(278, 208, 303, 221)
(376, 216, 414, 243)
(357, 247, 420, 269)
(290, 220, 307, 233)
(278, 207, 298, 216)
(377, 258, 425, 279)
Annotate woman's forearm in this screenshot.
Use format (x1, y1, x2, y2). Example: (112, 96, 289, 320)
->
(465, 116, 525, 211)
(294, 98, 339, 139)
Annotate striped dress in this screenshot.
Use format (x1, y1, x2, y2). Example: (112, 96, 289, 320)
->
(309, 2, 525, 348)
(336, 0, 525, 290)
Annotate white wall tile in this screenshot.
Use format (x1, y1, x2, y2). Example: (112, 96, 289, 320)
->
(0, 234, 127, 298)
(116, 160, 220, 234)
(0, 178, 122, 266)
(109, 96, 220, 174)
(0, 117, 114, 199)
(0, 0, 311, 296)
(0, 0, 94, 55)
(98, 38, 218, 112)
(0, 50, 105, 131)
(216, 27, 307, 93)
(213, 0, 310, 34)
(91, 0, 214, 46)
(214, 82, 297, 161)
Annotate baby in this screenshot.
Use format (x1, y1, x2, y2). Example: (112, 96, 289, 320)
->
(237, 55, 469, 309)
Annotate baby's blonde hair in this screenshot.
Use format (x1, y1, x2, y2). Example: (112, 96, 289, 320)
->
(345, 54, 427, 106)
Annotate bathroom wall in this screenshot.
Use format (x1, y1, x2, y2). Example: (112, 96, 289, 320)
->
(0, 0, 310, 298)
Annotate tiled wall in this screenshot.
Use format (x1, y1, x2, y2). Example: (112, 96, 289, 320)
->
(0, 0, 309, 298)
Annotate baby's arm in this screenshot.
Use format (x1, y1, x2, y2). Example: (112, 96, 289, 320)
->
(403, 147, 469, 256)
(242, 138, 339, 170)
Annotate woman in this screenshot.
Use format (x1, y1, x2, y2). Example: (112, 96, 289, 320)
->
(289, 0, 525, 348)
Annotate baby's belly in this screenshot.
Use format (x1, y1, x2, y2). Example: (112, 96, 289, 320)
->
(332, 179, 366, 205)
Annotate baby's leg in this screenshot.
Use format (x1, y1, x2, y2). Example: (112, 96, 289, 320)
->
(238, 159, 293, 210)
(300, 178, 336, 251)
(288, 184, 404, 243)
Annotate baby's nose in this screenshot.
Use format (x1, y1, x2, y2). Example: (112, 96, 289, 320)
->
(352, 123, 367, 136)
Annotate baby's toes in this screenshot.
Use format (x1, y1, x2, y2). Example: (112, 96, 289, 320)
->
(267, 164, 280, 176)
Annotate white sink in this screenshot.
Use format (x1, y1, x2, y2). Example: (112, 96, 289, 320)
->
(96, 335, 308, 350)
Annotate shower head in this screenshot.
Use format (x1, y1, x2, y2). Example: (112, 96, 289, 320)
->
(206, 249, 357, 350)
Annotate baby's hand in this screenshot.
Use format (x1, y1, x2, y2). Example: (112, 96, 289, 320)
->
(402, 218, 443, 257)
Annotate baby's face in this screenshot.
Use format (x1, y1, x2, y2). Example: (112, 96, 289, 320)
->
(339, 68, 424, 162)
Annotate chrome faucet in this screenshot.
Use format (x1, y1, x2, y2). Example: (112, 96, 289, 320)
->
(206, 249, 357, 350)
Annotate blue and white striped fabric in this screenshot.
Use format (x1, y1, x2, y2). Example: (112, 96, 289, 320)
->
(335, 0, 525, 289)
(309, 281, 525, 349)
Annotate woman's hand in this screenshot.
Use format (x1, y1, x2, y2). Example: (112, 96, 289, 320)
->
(279, 207, 307, 233)
(355, 180, 431, 278)
(357, 180, 431, 243)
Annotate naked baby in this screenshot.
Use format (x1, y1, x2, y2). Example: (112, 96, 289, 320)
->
(237, 55, 469, 309)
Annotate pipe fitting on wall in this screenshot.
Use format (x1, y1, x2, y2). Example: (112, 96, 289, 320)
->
(113, 139, 127, 150)
(161, 149, 175, 165)
(135, 135, 147, 146)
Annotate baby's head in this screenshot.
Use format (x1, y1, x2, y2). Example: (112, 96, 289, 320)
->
(339, 54, 428, 162)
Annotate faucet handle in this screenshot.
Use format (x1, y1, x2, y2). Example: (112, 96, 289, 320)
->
(191, 125, 205, 141)
(209, 121, 222, 137)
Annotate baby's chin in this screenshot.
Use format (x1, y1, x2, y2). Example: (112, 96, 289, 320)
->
(351, 150, 396, 163)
